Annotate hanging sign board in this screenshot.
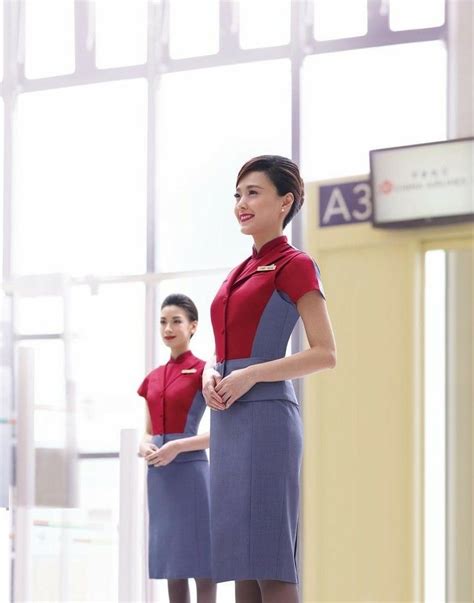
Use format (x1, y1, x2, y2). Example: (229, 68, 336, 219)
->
(370, 137, 474, 228)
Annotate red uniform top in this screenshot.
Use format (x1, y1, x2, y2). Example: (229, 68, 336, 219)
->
(137, 349, 206, 436)
(210, 234, 325, 363)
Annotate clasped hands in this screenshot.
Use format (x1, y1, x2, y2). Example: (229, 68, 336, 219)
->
(202, 367, 256, 410)
(139, 440, 180, 467)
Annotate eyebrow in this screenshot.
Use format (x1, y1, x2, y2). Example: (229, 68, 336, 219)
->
(235, 184, 264, 192)
(160, 316, 183, 319)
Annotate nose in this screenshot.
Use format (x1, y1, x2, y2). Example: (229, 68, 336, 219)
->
(235, 196, 247, 211)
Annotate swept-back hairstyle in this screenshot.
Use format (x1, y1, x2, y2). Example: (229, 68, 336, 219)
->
(236, 155, 305, 228)
(161, 293, 198, 338)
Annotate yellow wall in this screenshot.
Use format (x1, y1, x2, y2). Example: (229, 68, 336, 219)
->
(301, 175, 473, 602)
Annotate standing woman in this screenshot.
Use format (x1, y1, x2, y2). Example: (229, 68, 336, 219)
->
(202, 156, 337, 603)
(137, 293, 216, 603)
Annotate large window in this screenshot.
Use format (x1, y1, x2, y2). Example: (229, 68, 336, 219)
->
(1, 1, 447, 601)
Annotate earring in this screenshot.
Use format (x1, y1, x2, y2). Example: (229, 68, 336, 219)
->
(281, 208, 285, 212)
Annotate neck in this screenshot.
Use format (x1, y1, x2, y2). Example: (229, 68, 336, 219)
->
(170, 346, 190, 360)
(252, 230, 284, 254)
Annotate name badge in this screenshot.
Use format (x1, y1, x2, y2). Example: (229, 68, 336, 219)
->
(257, 264, 276, 271)
(181, 368, 197, 374)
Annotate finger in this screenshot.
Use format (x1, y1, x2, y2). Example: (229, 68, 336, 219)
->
(211, 391, 225, 405)
(214, 379, 225, 392)
(208, 385, 221, 396)
(209, 386, 224, 404)
(205, 388, 223, 406)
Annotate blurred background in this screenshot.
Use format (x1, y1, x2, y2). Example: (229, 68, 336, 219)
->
(0, 0, 472, 602)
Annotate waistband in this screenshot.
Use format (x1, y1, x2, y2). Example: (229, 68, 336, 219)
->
(151, 433, 208, 463)
(214, 357, 298, 405)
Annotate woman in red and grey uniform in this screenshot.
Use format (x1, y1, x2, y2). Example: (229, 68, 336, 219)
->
(137, 293, 216, 603)
(202, 156, 337, 603)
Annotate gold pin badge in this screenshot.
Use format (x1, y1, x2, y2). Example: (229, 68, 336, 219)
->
(181, 368, 197, 374)
(257, 264, 276, 271)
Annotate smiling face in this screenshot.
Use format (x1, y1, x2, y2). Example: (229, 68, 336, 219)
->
(159, 305, 197, 353)
(233, 170, 294, 237)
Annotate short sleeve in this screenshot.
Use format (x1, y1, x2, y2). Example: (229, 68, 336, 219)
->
(137, 375, 149, 398)
(276, 253, 326, 304)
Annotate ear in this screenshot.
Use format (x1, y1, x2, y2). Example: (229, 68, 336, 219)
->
(282, 192, 294, 212)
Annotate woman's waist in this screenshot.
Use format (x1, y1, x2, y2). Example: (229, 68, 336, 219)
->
(213, 356, 298, 405)
(150, 432, 208, 463)
(214, 356, 280, 372)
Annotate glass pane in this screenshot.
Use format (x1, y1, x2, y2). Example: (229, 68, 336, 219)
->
(169, 0, 219, 59)
(424, 250, 446, 602)
(14, 80, 147, 276)
(15, 296, 64, 335)
(239, 0, 291, 48)
(17, 339, 65, 405)
(25, 0, 75, 79)
(301, 41, 447, 181)
(15, 340, 66, 448)
(0, 292, 12, 510)
(0, 100, 3, 272)
(31, 506, 119, 601)
(0, 4, 3, 81)
(70, 283, 145, 453)
(0, 509, 10, 599)
(79, 458, 119, 514)
(95, 0, 148, 68)
(313, 0, 367, 41)
(156, 59, 291, 272)
(390, 0, 445, 31)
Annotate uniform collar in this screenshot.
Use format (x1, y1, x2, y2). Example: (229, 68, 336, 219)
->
(168, 349, 194, 364)
(252, 235, 288, 259)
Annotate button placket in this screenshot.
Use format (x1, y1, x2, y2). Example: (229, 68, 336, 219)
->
(222, 293, 228, 375)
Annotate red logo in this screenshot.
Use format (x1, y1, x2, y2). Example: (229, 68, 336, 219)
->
(379, 180, 393, 195)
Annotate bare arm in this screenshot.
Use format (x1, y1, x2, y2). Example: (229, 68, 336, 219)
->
(174, 431, 210, 453)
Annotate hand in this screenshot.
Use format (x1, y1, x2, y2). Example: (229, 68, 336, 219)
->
(145, 441, 180, 467)
(202, 368, 226, 411)
(214, 367, 257, 409)
(138, 441, 158, 458)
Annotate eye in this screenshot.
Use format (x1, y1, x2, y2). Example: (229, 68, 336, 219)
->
(234, 193, 240, 200)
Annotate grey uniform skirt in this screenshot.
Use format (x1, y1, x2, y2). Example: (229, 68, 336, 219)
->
(209, 398, 303, 583)
(147, 437, 212, 579)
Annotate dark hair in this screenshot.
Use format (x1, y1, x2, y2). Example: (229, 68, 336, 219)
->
(161, 293, 198, 338)
(236, 155, 304, 228)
